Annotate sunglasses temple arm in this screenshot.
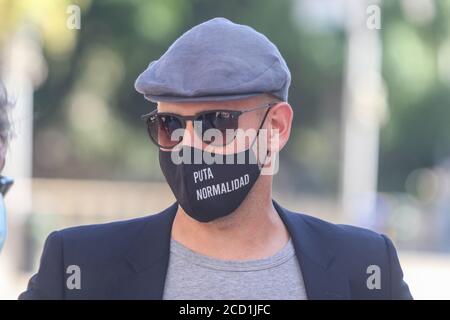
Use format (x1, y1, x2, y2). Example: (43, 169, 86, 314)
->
(141, 110, 158, 120)
(241, 102, 278, 114)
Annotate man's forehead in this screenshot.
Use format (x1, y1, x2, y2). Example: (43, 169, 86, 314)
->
(157, 95, 270, 114)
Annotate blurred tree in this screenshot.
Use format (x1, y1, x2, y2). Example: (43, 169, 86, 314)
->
(1, 0, 448, 198)
(0, 0, 89, 54)
(380, 0, 450, 191)
(30, 0, 347, 191)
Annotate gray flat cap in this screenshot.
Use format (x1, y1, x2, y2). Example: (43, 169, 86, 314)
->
(135, 17, 291, 103)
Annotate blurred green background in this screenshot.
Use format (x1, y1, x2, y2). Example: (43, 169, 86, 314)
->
(1, 0, 446, 193)
(0, 0, 449, 299)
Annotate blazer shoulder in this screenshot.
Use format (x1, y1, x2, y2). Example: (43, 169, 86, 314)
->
(19, 209, 174, 300)
(59, 206, 171, 238)
(55, 209, 172, 261)
(292, 212, 395, 275)
(293, 213, 413, 299)
(300, 214, 412, 299)
(297, 212, 388, 251)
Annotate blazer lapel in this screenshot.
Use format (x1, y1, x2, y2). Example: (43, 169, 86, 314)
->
(274, 200, 351, 300)
(109, 202, 178, 299)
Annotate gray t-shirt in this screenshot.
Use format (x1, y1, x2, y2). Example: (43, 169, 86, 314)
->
(162, 238, 308, 300)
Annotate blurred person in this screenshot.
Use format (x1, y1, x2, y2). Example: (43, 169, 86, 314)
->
(0, 82, 14, 253)
(20, 18, 412, 300)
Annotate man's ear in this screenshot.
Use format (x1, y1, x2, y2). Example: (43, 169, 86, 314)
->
(266, 102, 293, 153)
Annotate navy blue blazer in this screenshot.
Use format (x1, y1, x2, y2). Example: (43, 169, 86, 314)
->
(19, 200, 412, 300)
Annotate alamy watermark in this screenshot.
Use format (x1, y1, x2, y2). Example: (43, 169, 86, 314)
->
(66, 5, 81, 30)
(366, 264, 381, 290)
(168, 125, 280, 176)
(366, 4, 381, 30)
(66, 264, 81, 290)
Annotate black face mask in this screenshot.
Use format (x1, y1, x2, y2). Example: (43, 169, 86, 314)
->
(159, 145, 264, 223)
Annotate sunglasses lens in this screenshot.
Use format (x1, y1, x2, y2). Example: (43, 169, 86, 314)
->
(197, 111, 238, 146)
(147, 114, 184, 148)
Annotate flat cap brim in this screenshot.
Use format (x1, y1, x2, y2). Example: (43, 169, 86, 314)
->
(143, 92, 264, 103)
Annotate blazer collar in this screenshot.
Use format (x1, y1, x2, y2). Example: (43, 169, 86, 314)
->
(118, 200, 350, 299)
(274, 200, 350, 299)
(110, 202, 177, 299)
(125, 202, 178, 273)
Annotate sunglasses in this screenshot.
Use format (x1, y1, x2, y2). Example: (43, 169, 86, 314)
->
(0, 176, 13, 197)
(141, 102, 277, 149)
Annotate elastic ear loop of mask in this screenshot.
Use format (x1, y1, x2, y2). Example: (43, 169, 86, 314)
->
(251, 105, 273, 170)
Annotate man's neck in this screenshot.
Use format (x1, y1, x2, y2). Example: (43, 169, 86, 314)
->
(170, 177, 290, 260)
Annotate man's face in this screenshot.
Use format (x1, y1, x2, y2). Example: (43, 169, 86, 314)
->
(157, 95, 276, 156)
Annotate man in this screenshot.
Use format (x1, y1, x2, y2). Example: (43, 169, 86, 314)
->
(20, 17, 412, 300)
(0, 83, 14, 253)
